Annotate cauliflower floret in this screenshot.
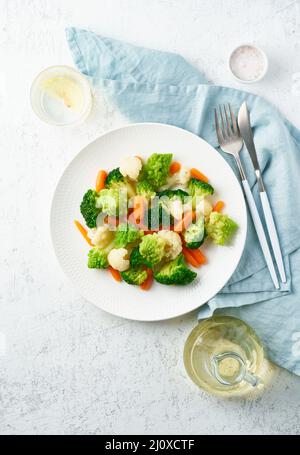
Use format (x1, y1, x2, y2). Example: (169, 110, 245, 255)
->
(119, 156, 142, 181)
(195, 198, 213, 218)
(157, 230, 182, 260)
(169, 199, 183, 220)
(91, 225, 114, 248)
(160, 166, 191, 190)
(107, 248, 130, 272)
(177, 166, 191, 186)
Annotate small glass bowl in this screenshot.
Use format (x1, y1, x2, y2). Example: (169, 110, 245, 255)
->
(30, 65, 92, 126)
(228, 44, 268, 84)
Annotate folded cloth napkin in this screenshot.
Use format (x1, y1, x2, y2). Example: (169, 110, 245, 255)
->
(66, 27, 300, 375)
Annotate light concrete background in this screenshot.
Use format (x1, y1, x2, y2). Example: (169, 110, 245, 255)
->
(1, 0, 300, 435)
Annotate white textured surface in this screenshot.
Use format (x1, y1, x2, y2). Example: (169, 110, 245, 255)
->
(1, 0, 300, 435)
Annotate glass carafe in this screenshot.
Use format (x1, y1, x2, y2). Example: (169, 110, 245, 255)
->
(184, 316, 274, 398)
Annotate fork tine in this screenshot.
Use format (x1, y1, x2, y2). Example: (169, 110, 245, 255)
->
(229, 104, 238, 133)
(214, 108, 223, 144)
(219, 105, 226, 137)
(223, 104, 232, 136)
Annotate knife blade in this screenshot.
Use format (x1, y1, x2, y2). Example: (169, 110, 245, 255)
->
(238, 101, 265, 192)
(238, 101, 286, 283)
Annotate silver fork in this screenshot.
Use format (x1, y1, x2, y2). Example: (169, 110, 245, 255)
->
(214, 104, 279, 289)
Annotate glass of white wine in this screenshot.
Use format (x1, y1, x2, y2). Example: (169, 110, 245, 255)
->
(30, 66, 92, 126)
(184, 316, 275, 398)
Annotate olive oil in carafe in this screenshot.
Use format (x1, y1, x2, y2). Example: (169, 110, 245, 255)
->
(41, 76, 85, 124)
(184, 316, 275, 397)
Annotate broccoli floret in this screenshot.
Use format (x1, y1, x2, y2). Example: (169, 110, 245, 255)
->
(188, 178, 214, 198)
(184, 215, 206, 249)
(115, 222, 144, 248)
(96, 188, 127, 217)
(154, 254, 197, 285)
(80, 189, 101, 228)
(88, 248, 108, 269)
(105, 167, 135, 198)
(157, 189, 189, 202)
(105, 167, 123, 187)
(143, 153, 173, 189)
(121, 268, 148, 285)
(88, 241, 115, 269)
(136, 180, 156, 200)
(139, 233, 166, 266)
(206, 211, 238, 245)
(130, 246, 152, 268)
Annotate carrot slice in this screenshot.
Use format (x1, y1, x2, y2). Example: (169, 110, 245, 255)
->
(140, 269, 153, 290)
(190, 168, 209, 182)
(74, 220, 93, 246)
(213, 200, 225, 212)
(169, 161, 181, 175)
(108, 266, 122, 282)
(189, 249, 207, 265)
(174, 211, 196, 232)
(182, 246, 200, 268)
(95, 170, 107, 192)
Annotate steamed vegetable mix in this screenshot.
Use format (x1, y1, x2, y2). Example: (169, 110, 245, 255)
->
(76, 153, 238, 289)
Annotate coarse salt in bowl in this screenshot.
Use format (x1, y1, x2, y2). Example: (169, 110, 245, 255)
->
(229, 45, 268, 83)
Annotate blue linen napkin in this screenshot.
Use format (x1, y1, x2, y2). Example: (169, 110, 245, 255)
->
(66, 27, 300, 375)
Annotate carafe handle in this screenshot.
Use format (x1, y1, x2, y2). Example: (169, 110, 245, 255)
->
(211, 352, 260, 387)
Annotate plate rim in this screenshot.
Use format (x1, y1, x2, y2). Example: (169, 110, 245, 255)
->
(50, 122, 247, 321)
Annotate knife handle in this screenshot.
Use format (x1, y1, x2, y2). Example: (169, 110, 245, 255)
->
(260, 191, 286, 283)
(241, 180, 279, 289)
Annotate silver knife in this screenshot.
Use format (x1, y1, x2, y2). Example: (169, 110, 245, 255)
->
(238, 101, 286, 283)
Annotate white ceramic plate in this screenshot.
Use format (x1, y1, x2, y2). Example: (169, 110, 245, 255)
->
(51, 123, 247, 321)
